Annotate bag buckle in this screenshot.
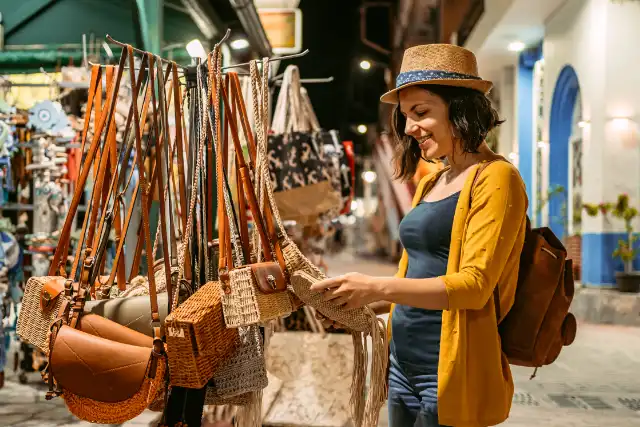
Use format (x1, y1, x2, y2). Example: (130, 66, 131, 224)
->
(266, 274, 277, 290)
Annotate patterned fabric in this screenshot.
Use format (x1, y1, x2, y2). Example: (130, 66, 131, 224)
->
(267, 131, 327, 193)
(396, 70, 481, 88)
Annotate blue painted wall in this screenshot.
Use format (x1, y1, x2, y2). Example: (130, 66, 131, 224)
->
(582, 233, 640, 286)
(548, 65, 579, 240)
(516, 47, 541, 216)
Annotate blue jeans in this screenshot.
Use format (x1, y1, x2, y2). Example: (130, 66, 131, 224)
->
(388, 352, 447, 427)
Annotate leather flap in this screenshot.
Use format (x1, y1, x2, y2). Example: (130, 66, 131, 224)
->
(83, 294, 169, 338)
(78, 313, 153, 348)
(51, 325, 151, 403)
(41, 277, 66, 311)
(250, 262, 286, 294)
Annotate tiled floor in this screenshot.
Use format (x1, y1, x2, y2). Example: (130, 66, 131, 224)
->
(1, 253, 638, 426)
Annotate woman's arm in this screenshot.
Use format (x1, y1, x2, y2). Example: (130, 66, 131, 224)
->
(311, 162, 527, 311)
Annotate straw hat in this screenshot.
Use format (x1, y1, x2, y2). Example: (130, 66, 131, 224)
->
(380, 44, 493, 104)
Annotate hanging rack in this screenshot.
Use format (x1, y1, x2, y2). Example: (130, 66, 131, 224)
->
(272, 76, 334, 86)
(221, 49, 310, 70)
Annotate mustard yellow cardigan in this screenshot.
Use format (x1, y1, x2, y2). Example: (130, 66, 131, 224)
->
(390, 160, 528, 427)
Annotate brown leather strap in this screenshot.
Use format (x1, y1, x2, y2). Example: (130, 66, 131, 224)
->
(150, 55, 174, 309)
(67, 67, 117, 280)
(80, 65, 102, 156)
(128, 45, 160, 327)
(86, 66, 116, 254)
(229, 73, 286, 271)
(86, 56, 151, 289)
(171, 64, 189, 242)
(49, 53, 127, 277)
(126, 63, 173, 282)
(220, 75, 279, 267)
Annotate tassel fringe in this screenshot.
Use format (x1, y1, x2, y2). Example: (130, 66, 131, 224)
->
(349, 311, 389, 427)
(234, 391, 262, 427)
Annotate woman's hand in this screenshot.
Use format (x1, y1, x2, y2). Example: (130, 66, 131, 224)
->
(309, 272, 383, 310)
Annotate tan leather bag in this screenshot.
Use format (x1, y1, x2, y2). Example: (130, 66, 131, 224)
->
(43, 46, 169, 424)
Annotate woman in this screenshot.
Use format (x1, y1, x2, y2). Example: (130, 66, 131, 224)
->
(311, 44, 528, 426)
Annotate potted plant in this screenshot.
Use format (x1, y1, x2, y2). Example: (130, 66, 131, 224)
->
(583, 194, 640, 292)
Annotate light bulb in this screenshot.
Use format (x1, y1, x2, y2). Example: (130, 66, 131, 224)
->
(359, 60, 371, 70)
(357, 124, 368, 134)
(362, 170, 377, 183)
(508, 41, 525, 52)
(186, 39, 206, 59)
(230, 38, 250, 50)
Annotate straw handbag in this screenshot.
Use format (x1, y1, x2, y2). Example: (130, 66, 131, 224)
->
(252, 60, 389, 427)
(216, 71, 292, 328)
(264, 311, 355, 426)
(267, 65, 340, 225)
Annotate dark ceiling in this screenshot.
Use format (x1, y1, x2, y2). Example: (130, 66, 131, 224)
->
(291, 0, 394, 153)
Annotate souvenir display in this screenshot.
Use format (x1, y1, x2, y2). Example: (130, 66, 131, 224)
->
(10, 29, 378, 427)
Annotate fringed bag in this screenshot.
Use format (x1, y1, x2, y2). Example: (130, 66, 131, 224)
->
(252, 59, 389, 427)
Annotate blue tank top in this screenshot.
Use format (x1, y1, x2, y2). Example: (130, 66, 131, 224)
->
(391, 191, 460, 367)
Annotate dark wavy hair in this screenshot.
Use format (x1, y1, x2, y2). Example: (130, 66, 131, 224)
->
(391, 84, 504, 181)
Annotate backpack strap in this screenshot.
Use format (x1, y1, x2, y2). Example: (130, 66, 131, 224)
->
(469, 159, 504, 323)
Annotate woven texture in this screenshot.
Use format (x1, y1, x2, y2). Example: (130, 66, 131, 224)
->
(61, 358, 166, 424)
(289, 270, 389, 427)
(290, 271, 370, 333)
(264, 331, 353, 426)
(17, 276, 66, 354)
(222, 267, 293, 328)
(164, 281, 238, 389)
(380, 44, 493, 103)
(208, 325, 267, 399)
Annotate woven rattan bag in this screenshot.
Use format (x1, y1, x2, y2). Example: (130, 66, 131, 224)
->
(217, 72, 292, 328)
(163, 54, 239, 389)
(252, 60, 388, 427)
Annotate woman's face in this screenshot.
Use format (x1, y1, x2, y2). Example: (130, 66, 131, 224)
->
(399, 86, 455, 160)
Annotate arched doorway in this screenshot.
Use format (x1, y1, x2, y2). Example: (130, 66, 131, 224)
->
(548, 65, 581, 240)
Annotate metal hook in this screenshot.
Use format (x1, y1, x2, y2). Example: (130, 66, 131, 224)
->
(221, 49, 310, 70)
(273, 76, 334, 85)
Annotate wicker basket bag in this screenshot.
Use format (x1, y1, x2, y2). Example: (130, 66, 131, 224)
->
(17, 276, 68, 353)
(164, 280, 238, 389)
(217, 70, 292, 328)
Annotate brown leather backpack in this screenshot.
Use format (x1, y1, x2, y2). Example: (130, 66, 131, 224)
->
(474, 161, 577, 377)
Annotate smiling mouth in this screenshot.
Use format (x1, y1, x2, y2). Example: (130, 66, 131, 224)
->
(417, 134, 433, 148)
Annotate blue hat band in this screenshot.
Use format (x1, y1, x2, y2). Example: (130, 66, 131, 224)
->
(396, 70, 481, 88)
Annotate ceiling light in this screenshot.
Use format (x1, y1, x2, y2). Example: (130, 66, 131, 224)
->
(230, 38, 250, 50)
(508, 41, 526, 52)
(359, 60, 371, 70)
(361, 170, 377, 183)
(578, 120, 589, 128)
(357, 124, 368, 134)
(186, 39, 206, 59)
(612, 117, 631, 130)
